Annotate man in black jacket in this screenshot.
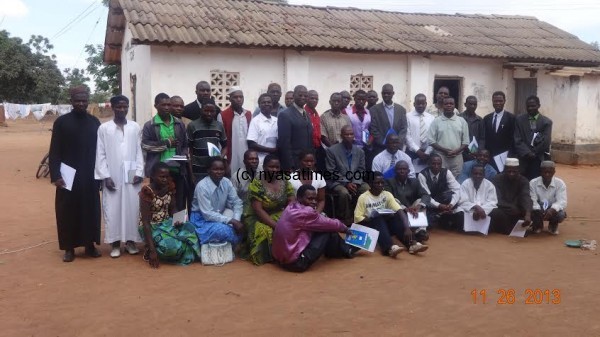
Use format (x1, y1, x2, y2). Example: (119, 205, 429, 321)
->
(482, 91, 515, 172)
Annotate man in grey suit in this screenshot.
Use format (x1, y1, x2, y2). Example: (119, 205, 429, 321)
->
(369, 84, 408, 157)
(326, 125, 370, 226)
(514, 95, 552, 180)
(277, 85, 313, 171)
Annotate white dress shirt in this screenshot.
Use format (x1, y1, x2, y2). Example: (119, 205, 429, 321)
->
(372, 149, 415, 178)
(406, 109, 435, 153)
(418, 169, 461, 207)
(530, 176, 568, 211)
(247, 113, 278, 167)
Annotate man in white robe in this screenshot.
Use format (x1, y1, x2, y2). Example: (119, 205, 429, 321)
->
(95, 95, 144, 258)
(455, 163, 497, 231)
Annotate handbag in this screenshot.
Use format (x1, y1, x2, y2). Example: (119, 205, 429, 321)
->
(201, 242, 234, 266)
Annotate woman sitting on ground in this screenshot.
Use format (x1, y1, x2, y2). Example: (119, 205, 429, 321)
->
(243, 154, 295, 265)
(139, 162, 201, 268)
(289, 150, 326, 214)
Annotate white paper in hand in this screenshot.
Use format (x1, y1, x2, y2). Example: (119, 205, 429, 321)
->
(509, 220, 528, 237)
(172, 210, 187, 225)
(463, 212, 491, 235)
(408, 211, 428, 228)
(60, 163, 76, 191)
(493, 151, 508, 172)
(207, 142, 221, 157)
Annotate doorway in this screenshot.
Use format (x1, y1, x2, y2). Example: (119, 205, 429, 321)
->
(433, 77, 463, 111)
(514, 78, 537, 115)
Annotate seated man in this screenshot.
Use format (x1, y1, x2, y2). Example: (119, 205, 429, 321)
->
(231, 149, 259, 201)
(490, 158, 532, 234)
(189, 157, 244, 246)
(325, 125, 370, 225)
(371, 133, 415, 179)
(530, 161, 567, 235)
(457, 149, 497, 183)
(455, 164, 498, 231)
(355, 172, 428, 257)
(418, 154, 461, 229)
(384, 160, 429, 242)
(273, 185, 355, 273)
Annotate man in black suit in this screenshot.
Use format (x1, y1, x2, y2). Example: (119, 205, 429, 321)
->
(277, 85, 313, 171)
(326, 125, 370, 226)
(369, 84, 408, 156)
(514, 95, 552, 180)
(183, 81, 222, 123)
(483, 91, 515, 172)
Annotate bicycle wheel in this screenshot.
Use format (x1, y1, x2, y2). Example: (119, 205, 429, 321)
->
(36, 153, 50, 179)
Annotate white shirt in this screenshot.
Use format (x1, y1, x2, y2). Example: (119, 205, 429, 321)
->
(289, 171, 326, 193)
(457, 178, 497, 215)
(247, 113, 278, 167)
(230, 111, 249, 174)
(492, 110, 505, 132)
(530, 176, 568, 211)
(406, 109, 435, 153)
(418, 169, 461, 207)
(371, 149, 415, 178)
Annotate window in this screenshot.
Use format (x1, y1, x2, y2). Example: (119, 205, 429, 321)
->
(210, 71, 240, 110)
(350, 74, 373, 99)
(433, 77, 463, 110)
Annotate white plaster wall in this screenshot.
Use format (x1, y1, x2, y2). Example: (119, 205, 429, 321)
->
(120, 26, 152, 123)
(149, 46, 285, 122)
(575, 75, 600, 144)
(301, 51, 409, 112)
(537, 73, 578, 144)
(428, 56, 508, 116)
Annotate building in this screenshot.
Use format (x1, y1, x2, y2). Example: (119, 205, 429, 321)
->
(103, 0, 600, 164)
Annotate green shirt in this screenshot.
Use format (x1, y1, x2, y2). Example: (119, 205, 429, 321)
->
(154, 114, 176, 162)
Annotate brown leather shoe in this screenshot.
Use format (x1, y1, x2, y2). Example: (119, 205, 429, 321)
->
(63, 250, 75, 262)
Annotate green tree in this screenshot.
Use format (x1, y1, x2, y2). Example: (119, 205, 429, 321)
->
(0, 30, 64, 103)
(57, 68, 91, 103)
(85, 44, 119, 101)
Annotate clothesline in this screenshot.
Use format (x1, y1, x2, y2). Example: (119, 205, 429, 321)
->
(1, 102, 111, 121)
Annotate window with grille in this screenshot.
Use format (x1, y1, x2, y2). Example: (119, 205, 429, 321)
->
(210, 71, 240, 110)
(349, 74, 373, 98)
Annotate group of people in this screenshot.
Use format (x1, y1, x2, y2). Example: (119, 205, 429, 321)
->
(48, 81, 567, 273)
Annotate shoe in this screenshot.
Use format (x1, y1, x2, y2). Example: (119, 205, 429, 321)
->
(548, 223, 559, 235)
(409, 242, 429, 254)
(110, 247, 121, 258)
(388, 245, 404, 258)
(345, 245, 361, 258)
(85, 246, 102, 258)
(125, 241, 139, 255)
(63, 250, 75, 262)
(415, 228, 429, 242)
(533, 228, 542, 234)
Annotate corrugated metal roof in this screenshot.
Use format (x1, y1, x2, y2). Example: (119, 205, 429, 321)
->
(103, 0, 600, 65)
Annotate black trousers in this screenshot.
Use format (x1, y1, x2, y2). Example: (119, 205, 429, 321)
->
(169, 170, 188, 212)
(281, 232, 351, 273)
(489, 207, 525, 235)
(366, 213, 410, 254)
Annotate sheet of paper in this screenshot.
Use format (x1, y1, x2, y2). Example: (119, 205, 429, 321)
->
(345, 223, 379, 252)
(167, 155, 188, 161)
(463, 212, 491, 235)
(123, 161, 137, 183)
(207, 142, 221, 157)
(530, 132, 539, 147)
(493, 151, 508, 172)
(369, 208, 395, 218)
(361, 130, 370, 144)
(468, 136, 479, 153)
(60, 163, 76, 191)
(408, 211, 428, 228)
(412, 158, 428, 173)
(172, 210, 187, 225)
(509, 220, 528, 237)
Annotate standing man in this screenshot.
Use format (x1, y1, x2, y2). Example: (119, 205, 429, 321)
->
(253, 83, 286, 117)
(142, 93, 189, 212)
(305, 90, 324, 171)
(49, 86, 102, 262)
(406, 93, 435, 163)
(221, 86, 251, 174)
(369, 84, 408, 156)
(428, 97, 470, 177)
(320, 92, 351, 147)
(95, 95, 144, 258)
(426, 86, 458, 116)
(284, 91, 294, 108)
(183, 81, 222, 123)
(277, 85, 313, 171)
(325, 125, 370, 226)
(483, 91, 516, 172)
(458, 95, 485, 161)
(170, 95, 185, 119)
(340, 91, 352, 112)
(490, 158, 532, 234)
(247, 93, 278, 169)
(366, 90, 379, 109)
(514, 95, 552, 180)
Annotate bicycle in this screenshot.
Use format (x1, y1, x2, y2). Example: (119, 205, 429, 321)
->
(36, 152, 50, 179)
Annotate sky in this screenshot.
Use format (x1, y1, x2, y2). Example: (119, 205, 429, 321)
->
(0, 0, 598, 85)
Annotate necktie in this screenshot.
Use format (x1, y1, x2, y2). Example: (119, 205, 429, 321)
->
(389, 154, 396, 168)
(492, 113, 498, 133)
(419, 114, 427, 144)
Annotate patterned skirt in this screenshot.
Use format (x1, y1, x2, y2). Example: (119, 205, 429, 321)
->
(139, 219, 201, 265)
(244, 211, 282, 266)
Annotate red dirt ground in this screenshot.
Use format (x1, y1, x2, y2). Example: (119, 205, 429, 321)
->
(1, 118, 598, 337)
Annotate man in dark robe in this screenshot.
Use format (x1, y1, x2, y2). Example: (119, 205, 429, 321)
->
(49, 86, 102, 262)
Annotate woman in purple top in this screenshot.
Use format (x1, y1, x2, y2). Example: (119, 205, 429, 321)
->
(272, 184, 356, 272)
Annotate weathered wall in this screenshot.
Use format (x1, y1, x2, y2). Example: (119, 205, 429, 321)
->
(120, 26, 152, 123)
